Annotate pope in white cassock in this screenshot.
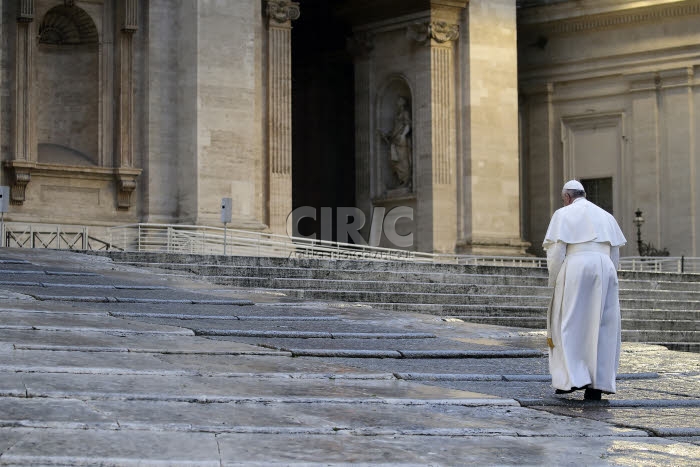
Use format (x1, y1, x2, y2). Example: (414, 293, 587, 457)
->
(543, 180, 627, 400)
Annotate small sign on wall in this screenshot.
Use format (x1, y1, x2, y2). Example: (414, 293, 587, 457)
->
(221, 198, 232, 224)
(0, 186, 9, 213)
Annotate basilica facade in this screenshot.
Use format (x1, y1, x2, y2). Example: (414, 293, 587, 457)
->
(1, 0, 699, 257)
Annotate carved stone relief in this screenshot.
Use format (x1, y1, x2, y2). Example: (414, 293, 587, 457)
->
(407, 21, 459, 45)
(266, 0, 300, 25)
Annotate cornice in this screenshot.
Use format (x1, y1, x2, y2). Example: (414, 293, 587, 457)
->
(520, 0, 700, 35)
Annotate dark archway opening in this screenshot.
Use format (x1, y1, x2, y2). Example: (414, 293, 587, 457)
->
(292, 0, 355, 242)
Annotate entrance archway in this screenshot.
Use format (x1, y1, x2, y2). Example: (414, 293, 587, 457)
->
(291, 0, 355, 241)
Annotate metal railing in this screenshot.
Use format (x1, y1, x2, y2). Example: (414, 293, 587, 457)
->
(620, 256, 700, 274)
(2, 224, 115, 251)
(107, 223, 548, 268)
(1, 222, 698, 273)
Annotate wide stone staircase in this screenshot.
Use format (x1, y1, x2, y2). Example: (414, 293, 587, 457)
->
(94, 252, 700, 352)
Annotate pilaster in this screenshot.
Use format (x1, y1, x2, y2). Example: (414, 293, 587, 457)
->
(409, 20, 458, 253)
(115, 0, 142, 210)
(11, 0, 35, 204)
(265, 0, 299, 235)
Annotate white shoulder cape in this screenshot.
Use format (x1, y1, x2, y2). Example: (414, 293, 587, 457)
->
(543, 198, 626, 249)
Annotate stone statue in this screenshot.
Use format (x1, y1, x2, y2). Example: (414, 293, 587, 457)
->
(380, 97, 412, 188)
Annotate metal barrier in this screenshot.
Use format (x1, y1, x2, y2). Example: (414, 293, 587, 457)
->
(1, 222, 697, 273)
(2, 224, 115, 251)
(620, 256, 700, 274)
(107, 223, 548, 267)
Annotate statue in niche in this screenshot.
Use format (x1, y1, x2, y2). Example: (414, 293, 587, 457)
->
(380, 97, 412, 189)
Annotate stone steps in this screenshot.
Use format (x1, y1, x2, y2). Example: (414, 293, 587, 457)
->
(184, 275, 700, 301)
(97, 253, 700, 350)
(125, 262, 552, 286)
(453, 316, 698, 332)
(118, 260, 700, 292)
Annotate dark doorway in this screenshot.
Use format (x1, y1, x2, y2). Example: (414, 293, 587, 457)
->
(581, 177, 613, 214)
(291, 0, 355, 241)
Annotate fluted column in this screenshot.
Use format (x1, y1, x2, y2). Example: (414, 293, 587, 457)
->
(266, 0, 299, 235)
(10, 0, 36, 204)
(115, 0, 141, 209)
(409, 20, 459, 252)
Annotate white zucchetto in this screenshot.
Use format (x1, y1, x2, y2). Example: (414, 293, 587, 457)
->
(562, 180, 585, 192)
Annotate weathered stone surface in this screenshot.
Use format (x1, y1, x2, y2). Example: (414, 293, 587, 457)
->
(0, 249, 699, 465)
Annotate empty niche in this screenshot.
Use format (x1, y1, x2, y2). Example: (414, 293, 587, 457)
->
(37, 3, 99, 166)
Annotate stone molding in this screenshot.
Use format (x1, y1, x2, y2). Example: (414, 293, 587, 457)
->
(407, 21, 459, 45)
(521, 1, 700, 35)
(116, 168, 142, 210)
(4, 162, 32, 205)
(265, 0, 300, 25)
(2, 160, 142, 207)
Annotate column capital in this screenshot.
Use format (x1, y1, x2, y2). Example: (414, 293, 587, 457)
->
(407, 21, 459, 46)
(17, 0, 34, 22)
(121, 0, 138, 33)
(265, 0, 300, 25)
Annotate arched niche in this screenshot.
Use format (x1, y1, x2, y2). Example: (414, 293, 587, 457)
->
(376, 77, 413, 195)
(36, 3, 99, 166)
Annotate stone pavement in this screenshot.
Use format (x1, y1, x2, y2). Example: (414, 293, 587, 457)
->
(0, 249, 698, 466)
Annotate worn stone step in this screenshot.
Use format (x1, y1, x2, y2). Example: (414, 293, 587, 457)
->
(620, 279, 700, 292)
(101, 252, 551, 277)
(620, 309, 700, 321)
(102, 251, 700, 282)
(264, 289, 550, 306)
(619, 289, 700, 301)
(447, 309, 700, 322)
(620, 298, 700, 311)
(622, 319, 699, 331)
(112, 262, 700, 301)
(454, 317, 699, 332)
(120, 262, 552, 286)
(212, 277, 553, 296)
(208, 276, 700, 302)
(372, 303, 546, 317)
(621, 329, 700, 343)
(5, 372, 506, 404)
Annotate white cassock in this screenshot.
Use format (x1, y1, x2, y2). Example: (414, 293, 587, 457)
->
(543, 198, 627, 393)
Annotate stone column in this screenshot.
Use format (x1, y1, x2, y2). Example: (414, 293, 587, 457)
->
(265, 0, 299, 235)
(9, 0, 36, 204)
(520, 82, 557, 255)
(629, 73, 662, 254)
(409, 20, 459, 253)
(658, 68, 696, 255)
(460, 0, 527, 255)
(115, 0, 142, 210)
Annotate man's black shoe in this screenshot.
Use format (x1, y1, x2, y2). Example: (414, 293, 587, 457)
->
(555, 385, 587, 394)
(584, 388, 603, 400)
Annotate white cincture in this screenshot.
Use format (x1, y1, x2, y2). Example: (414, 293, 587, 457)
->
(566, 242, 611, 256)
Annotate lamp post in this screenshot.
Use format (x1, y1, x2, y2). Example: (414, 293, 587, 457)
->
(633, 208, 644, 256)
